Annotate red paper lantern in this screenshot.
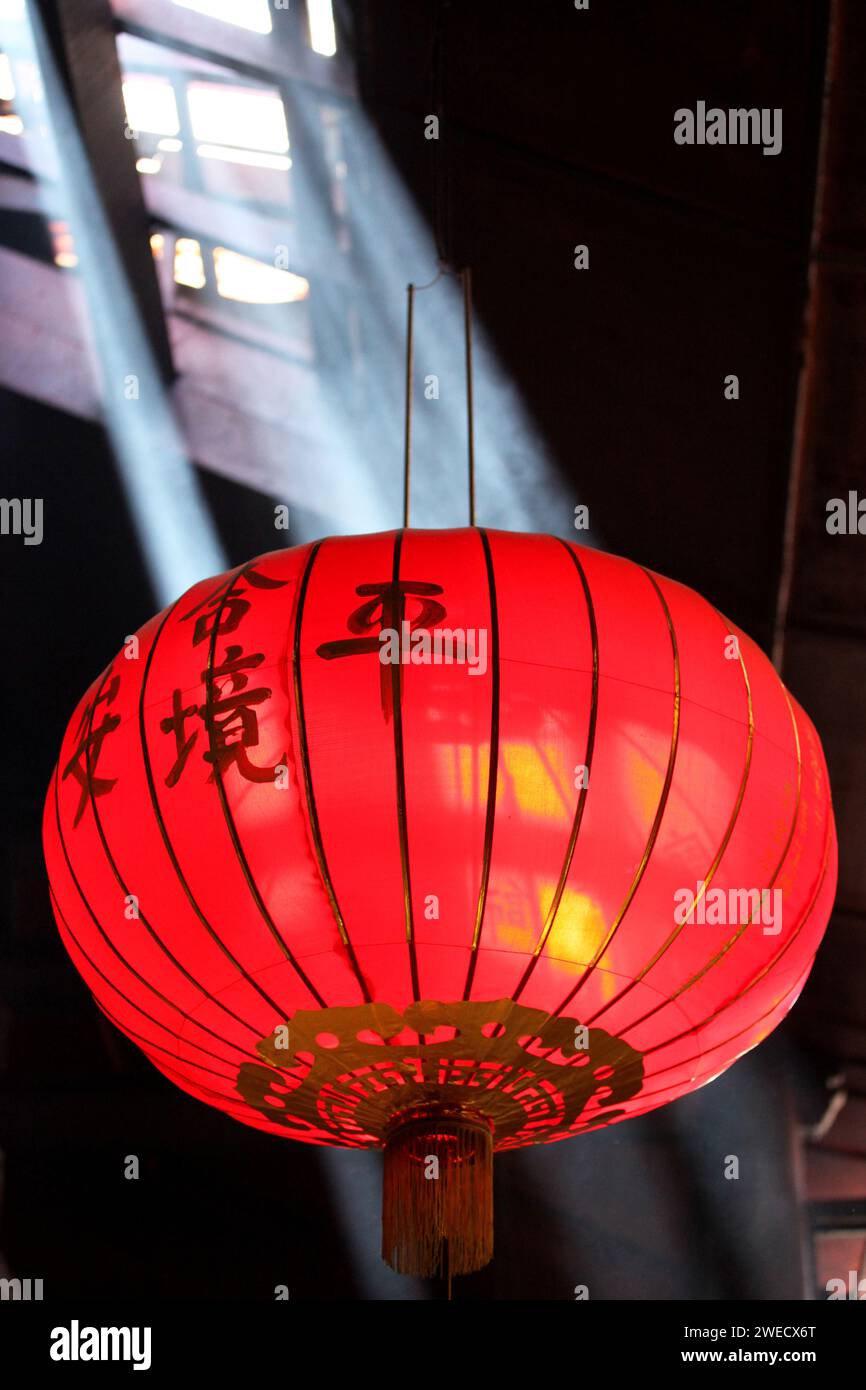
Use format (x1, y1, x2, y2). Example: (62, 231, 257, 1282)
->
(43, 530, 836, 1276)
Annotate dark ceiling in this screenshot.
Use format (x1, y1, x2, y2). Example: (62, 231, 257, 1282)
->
(1, 0, 864, 1302)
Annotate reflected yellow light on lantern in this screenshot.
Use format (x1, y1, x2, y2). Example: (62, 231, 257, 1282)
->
(122, 76, 180, 137)
(0, 52, 15, 101)
(503, 743, 569, 822)
(626, 743, 664, 822)
(487, 875, 535, 949)
(188, 82, 288, 154)
(173, 0, 273, 34)
(434, 743, 469, 808)
(195, 143, 290, 171)
(158, 136, 183, 153)
(174, 237, 206, 289)
(213, 246, 309, 304)
(149, 232, 165, 260)
(136, 154, 162, 175)
(0, 113, 23, 135)
(540, 887, 605, 963)
(308, 0, 337, 57)
(440, 742, 569, 819)
(457, 744, 475, 806)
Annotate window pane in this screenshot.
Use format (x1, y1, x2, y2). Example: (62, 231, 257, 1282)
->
(117, 35, 292, 208)
(187, 82, 289, 154)
(174, 235, 206, 288)
(0, 52, 15, 101)
(307, 0, 337, 57)
(122, 74, 180, 136)
(173, 0, 272, 35)
(149, 227, 315, 360)
(213, 246, 308, 304)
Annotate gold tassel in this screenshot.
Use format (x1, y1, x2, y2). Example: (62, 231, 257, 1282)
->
(381, 1106, 494, 1278)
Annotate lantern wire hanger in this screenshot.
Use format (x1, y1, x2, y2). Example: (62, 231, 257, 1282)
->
(402, 0, 475, 530)
(402, 263, 476, 528)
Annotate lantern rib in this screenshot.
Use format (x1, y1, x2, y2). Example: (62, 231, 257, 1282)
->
(50, 775, 265, 1065)
(510, 537, 599, 1002)
(579, 993, 803, 1132)
(292, 541, 372, 1003)
(147, 1053, 272, 1119)
(138, 599, 294, 1023)
(462, 526, 502, 1000)
(389, 530, 422, 1002)
(618, 683, 804, 1040)
(614, 936, 824, 1133)
(203, 563, 329, 1010)
(95, 997, 238, 1083)
(585, 614, 755, 1026)
(50, 885, 257, 1071)
(82, 662, 274, 1041)
(569, 944, 819, 1134)
(628, 951, 820, 1108)
(544, 565, 682, 1022)
(640, 762, 831, 1061)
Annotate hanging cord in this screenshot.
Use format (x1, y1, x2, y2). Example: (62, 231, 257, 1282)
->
(402, 266, 476, 527)
(401, 0, 473, 528)
(462, 267, 476, 526)
(431, 0, 453, 266)
(402, 282, 415, 528)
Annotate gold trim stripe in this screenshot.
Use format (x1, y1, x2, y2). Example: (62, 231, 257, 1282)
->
(51, 776, 262, 1065)
(547, 564, 682, 1019)
(96, 998, 239, 1084)
(151, 1053, 273, 1118)
(624, 954, 818, 1112)
(641, 754, 830, 1060)
(618, 815, 831, 1119)
(204, 562, 328, 1008)
(82, 663, 268, 1039)
(568, 942, 822, 1131)
(463, 527, 501, 999)
(621, 683, 803, 1039)
(51, 883, 254, 1071)
(511, 538, 599, 1001)
(587, 612, 755, 1025)
(293, 542, 372, 1003)
(389, 530, 422, 1001)
(138, 597, 290, 1023)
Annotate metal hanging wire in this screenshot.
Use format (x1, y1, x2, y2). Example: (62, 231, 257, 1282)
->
(402, 0, 474, 529)
(402, 265, 477, 528)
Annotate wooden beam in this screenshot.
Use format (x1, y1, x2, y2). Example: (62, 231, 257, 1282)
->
(30, 0, 175, 383)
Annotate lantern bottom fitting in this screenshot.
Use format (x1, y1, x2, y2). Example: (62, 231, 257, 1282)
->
(381, 1104, 494, 1279)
